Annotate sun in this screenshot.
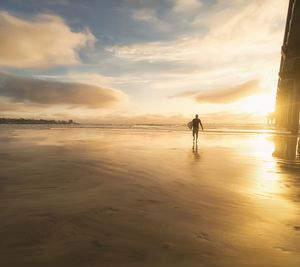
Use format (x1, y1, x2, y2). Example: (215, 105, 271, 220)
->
(238, 93, 276, 116)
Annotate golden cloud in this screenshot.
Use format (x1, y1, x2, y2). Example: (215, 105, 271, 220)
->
(169, 80, 262, 103)
(0, 11, 96, 68)
(194, 80, 262, 103)
(0, 73, 126, 108)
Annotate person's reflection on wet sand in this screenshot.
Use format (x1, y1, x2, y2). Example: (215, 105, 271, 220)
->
(192, 141, 200, 161)
(273, 135, 299, 161)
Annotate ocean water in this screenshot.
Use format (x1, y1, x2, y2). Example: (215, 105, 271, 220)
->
(0, 123, 289, 134)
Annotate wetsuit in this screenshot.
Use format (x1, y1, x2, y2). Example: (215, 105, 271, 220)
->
(192, 118, 203, 139)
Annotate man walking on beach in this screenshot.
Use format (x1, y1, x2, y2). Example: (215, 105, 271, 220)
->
(192, 114, 204, 142)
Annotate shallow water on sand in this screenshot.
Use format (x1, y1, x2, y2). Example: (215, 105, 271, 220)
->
(0, 128, 299, 267)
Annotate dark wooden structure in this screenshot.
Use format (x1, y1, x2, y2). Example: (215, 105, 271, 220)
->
(275, 0, 300, 134)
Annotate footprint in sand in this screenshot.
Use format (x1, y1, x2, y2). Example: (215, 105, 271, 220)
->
(96, 207, 119, 214)
(195, 232, 209, 241)
(161, 242, 175, 250)
(275, 246, 291, 253)
(294, 226, 300, 231)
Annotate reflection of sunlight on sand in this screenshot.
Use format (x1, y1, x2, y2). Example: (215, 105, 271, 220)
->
(255, 139, 282, 194)
(248, 136, 282, 197)
(247, 135, 296, 221)
(233, 135, 298, 255)
(256, 160, 280, 196)
(251, 135, 275, 159)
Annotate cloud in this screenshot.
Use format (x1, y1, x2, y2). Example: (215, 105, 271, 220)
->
(36, 72, 114, 88)
(131, 9, 158, 22)
(170, 80, 262, 103)
(130, 8, 169, 32)
(169, 90, 198, 98)
(0, 11, 96, 68)
(0, 96, 42, 112)
(0, 73, 126, 108)
(106, 0, 286, 102)
(172, 0, 202, 13)
(194, 80, 262, 103)
(194, 80, 262, 104)
(107, 0, 287, 64)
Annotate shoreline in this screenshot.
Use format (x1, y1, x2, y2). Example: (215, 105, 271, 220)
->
(0, 123, 295, 136)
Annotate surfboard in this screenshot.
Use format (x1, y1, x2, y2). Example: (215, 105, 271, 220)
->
(187, 121, 193, 130)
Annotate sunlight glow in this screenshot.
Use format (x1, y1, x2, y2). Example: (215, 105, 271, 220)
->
(238, 94, 276, 116)
(248, 136, 284, 199)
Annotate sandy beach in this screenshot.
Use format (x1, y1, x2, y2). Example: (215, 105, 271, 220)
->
(0, 127, 300, 267)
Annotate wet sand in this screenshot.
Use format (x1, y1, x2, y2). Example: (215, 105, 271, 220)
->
(0, 127, 300, 267)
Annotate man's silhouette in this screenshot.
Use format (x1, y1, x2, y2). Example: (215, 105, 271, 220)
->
(192, 114, 203, 142)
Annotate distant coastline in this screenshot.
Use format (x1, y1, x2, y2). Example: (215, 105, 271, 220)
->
(0, 118, 78, 125)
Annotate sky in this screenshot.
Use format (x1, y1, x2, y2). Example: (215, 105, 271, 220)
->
(0, 0, 289, 123)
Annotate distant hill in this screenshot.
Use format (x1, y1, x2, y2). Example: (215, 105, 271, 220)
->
(0, 118, 78, 124)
